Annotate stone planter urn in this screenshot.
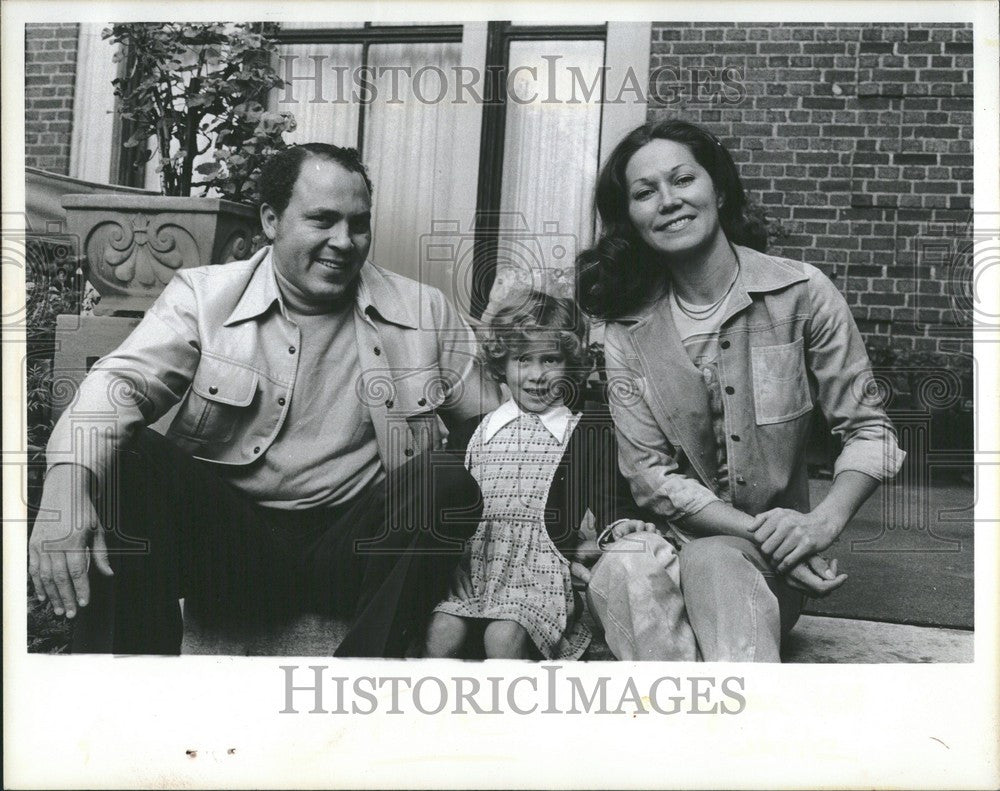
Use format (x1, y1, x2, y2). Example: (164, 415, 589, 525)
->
(61, 194, 259, 315)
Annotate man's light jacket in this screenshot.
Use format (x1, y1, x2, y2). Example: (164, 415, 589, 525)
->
(46, 247, 499, 487)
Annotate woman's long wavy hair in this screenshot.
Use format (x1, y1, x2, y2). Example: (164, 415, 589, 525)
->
(577, 119, 769, 320)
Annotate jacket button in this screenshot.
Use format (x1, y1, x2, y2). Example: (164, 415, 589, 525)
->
(720, 340, 731, 350)
(208, 386, 218, 395)
(735, 475, 746, 485)
(417, 397, 426, 406)
(385, 399, 394, 409)
(404, 448, 414, 457)
(288, 346, 296, 354)
(731, 434, 740, 442)
(374, 347, 381, 356)
(278, 397, 286, 406)
(725, 386, 735, 395)
(253, 446, 261, 454)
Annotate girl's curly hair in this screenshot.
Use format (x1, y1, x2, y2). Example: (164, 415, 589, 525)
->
(480, 290, 591, 405)
(577, 118, 769, 320)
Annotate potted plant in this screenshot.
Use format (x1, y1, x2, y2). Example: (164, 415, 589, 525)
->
(61, 22, 295, 314)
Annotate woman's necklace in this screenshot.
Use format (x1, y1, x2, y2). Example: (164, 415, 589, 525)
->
(672, 262, 740, 321)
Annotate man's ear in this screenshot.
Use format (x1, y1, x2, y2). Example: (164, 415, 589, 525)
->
(260, 203, 279, 241)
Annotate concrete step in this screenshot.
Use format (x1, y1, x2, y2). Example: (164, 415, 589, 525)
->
(182, 608, 973, 663)
(782, 614, 973, 663)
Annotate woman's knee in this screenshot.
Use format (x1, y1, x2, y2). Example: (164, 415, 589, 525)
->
(598, 531, 673, 573)
(679, 535, 760, 578)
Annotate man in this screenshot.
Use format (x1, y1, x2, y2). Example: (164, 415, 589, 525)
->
(29, 143, 500, 656)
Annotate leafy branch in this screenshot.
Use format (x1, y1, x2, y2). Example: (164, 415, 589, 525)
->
(103, 23, 294, 204)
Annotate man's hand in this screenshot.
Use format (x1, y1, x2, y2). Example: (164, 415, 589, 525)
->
(747, 507, 843, 572)
(783, 555, 847, 598)
(27, 465, 113, 618)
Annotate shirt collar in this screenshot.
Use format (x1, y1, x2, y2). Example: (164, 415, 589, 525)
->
(482, 399, 575, 444)
(224, 247, 420, 329)
(224, 247, 282, 326)
(356, 262, 420, 329)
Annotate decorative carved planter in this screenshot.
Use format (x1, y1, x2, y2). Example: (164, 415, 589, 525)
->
(61, 194, 259, 315)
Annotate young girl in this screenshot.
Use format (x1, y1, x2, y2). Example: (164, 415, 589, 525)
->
(424, 291, 657, 660)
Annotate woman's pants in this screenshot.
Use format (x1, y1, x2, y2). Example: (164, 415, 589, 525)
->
(588, 532, 803, 662)
(71, 429, 482, 657)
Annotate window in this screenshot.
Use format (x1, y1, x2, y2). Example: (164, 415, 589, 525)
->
(473, 23, 607, 317)
(86, 21, 650, 316)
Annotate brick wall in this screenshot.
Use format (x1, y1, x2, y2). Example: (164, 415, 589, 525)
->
(647, 22, 974, 357)
(25, 23, 79, 175)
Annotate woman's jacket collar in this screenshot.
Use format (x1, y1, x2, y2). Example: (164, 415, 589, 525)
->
(612, 245, 811, 326)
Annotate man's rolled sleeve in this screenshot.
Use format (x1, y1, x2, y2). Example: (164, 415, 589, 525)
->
(805, 265, 906, 483)
(45, 273, 202, 486)
(604, 328, 721, 522)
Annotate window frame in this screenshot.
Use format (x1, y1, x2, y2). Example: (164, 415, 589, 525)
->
(274, 23, 464, 154)
(471, 21, 608, 317)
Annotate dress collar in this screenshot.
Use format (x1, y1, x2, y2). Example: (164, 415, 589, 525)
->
(482, 399, 576, 444)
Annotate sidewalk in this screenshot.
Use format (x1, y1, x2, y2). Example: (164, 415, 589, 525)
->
(783, 615, 973, 663)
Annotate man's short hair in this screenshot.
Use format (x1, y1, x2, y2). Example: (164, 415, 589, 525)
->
(259, 144, 374, 215)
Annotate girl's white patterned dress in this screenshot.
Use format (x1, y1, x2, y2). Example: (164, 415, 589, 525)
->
(434, 409, 592, 659)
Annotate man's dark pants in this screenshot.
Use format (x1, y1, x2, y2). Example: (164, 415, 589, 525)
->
(72, 429, 481, 657)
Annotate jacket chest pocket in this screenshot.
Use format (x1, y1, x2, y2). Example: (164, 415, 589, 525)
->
(750, 337, 813, 425)
(171, 356, 259, 443)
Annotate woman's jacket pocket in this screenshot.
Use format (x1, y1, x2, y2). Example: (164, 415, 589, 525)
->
(750, 337, 813, 425)
(169, 355, 259, 444)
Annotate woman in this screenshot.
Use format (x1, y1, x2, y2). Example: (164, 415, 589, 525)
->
(577, 119, 905, 661)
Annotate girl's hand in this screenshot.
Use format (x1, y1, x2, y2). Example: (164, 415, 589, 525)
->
(570, 562, 592, 592)
(598, 519, 658, 548)
(448, 564, 474, 600)
(572, 539, 602, 566)
(747, 508, 842, 572)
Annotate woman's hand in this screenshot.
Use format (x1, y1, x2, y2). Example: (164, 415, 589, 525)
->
(598, 519, 658, 548)
(748, 507, 843, 572)
(783, 556, 847, 598)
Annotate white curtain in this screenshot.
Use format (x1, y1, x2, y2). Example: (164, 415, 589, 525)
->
(277, 43, 362, 148)
(362, 42, 463, 298)
(489, 39, 604, 309)
(70, 24, 118, 183)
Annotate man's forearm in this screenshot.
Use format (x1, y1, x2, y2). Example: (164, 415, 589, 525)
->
(44, 462, 98, 499)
